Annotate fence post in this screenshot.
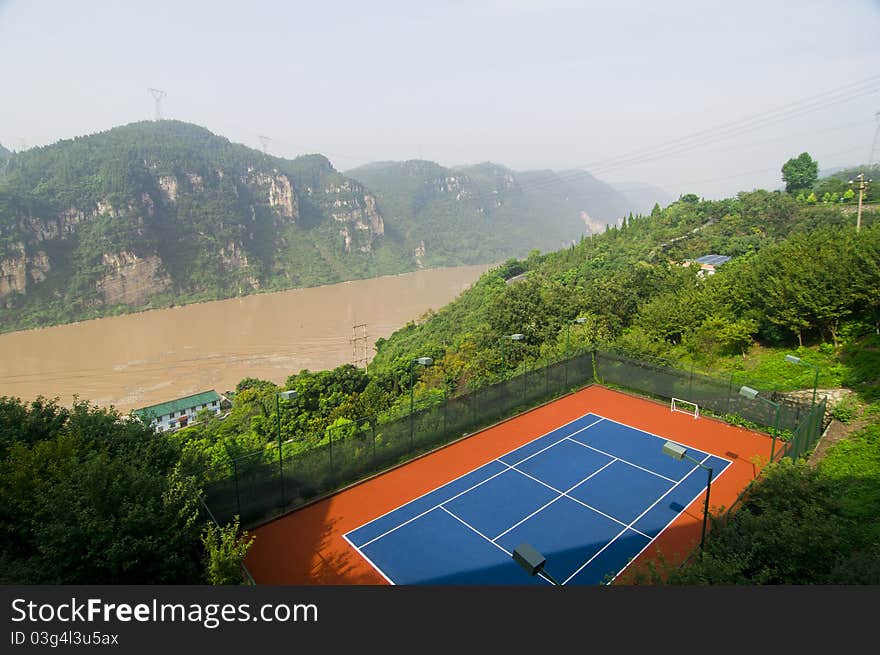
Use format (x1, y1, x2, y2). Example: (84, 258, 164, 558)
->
(545, 357, 550, 397)
(443, 387, 448, 438)
(726, 373, 734, 413)
(232, 457, 241, 521)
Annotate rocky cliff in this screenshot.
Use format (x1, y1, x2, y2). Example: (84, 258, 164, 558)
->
(0, 121, 398, 332)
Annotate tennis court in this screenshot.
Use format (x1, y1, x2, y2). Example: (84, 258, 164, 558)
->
(245, 386, 772, 585)
(344, 413, 729, 585)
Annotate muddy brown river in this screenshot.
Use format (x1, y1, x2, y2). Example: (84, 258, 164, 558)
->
(0, 264, 492, 412)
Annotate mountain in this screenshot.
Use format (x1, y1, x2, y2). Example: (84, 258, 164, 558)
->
(0, 121, 411, 331)
(612, 181, 675, 216)
(0, 121, 659, 333)
(0, 143, 9, 159)
(345, 161, 633, 267)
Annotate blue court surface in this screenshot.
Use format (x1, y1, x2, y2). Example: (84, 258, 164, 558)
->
(344, 413, 731, 585)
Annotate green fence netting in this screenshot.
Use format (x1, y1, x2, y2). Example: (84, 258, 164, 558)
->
(204, 349, 827, 528)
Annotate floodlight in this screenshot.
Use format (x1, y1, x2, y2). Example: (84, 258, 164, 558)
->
(662, 441, 687, 460)
(660, 441, 714, 557)
(739, 385, 759, 400)
(511, 543, 560, 585)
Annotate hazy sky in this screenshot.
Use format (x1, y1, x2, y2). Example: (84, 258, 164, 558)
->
(1, 0, 878, 199)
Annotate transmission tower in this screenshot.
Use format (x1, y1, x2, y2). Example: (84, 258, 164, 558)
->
(148, 88, 166, 121)
(258, 135, 271, 155)
(351, 324, 369, 368)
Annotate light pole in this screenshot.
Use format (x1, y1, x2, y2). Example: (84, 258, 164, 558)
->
(500, 333, 525, 378)
(409, 356, 434, 450)
(275, 389, 298, 506)
(565, 317, 588, 356)
(739, 385, 781, 461)
(512, 542, 561, 585)
(785, 354, 820, 409)
(662, 441, 714, 558)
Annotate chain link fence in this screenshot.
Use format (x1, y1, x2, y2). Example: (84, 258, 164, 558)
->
(204, 349, 827, 528)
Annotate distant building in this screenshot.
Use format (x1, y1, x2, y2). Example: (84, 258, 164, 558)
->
(681, 254, 732, 277)
(134, 390, 223, 433)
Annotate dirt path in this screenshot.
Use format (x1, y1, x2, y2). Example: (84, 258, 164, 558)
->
(807, 416, 869, 465)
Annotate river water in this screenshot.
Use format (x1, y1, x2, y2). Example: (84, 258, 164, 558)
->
(0, 264, 492, 412)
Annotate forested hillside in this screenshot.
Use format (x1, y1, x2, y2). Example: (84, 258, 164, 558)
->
(346, 160, 634, 267)
(370, 190, 879, 375)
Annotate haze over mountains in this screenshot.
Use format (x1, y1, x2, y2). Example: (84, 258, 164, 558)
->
(0, 120, 671, 332)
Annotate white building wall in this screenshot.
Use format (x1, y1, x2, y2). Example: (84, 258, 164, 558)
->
(150, 399, 221, 432)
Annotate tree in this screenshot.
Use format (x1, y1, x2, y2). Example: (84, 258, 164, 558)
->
(781, 152, 819, 194)
(0, 398, 205, 583)
(202, 516, 255, 585)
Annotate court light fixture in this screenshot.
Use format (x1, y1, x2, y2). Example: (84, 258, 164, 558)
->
(785, 354, 820, 409)
(738, 386, 782, 460)
(662, 440, 714, 558)
(512, 542, 561, 585)
(738, 385, 759, 400)
(409, 356, 435, 449)
(275, 389, 298, 505)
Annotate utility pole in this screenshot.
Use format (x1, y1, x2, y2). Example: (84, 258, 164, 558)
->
(148, 88, 166, 121)
(850, 173, 870, 232)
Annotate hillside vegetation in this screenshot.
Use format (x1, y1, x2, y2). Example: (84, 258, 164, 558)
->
(346, 161, 633, 266)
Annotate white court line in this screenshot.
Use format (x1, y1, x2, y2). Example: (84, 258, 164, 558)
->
(341, 533, 396, 585)
(504, 462, 652, 539)
(564, 436, 678, 483)
(491, 458, 618, 542)
(563, 452, 725, 585)
(439, 506, 555, 586)
(505, 417, 606, 468)
(596, 414, 716, 462)
(353, 416, 606, 549)
(439, 506, 510, 554)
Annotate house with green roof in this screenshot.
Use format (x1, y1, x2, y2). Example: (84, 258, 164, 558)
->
(133, 390, 222, 432)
